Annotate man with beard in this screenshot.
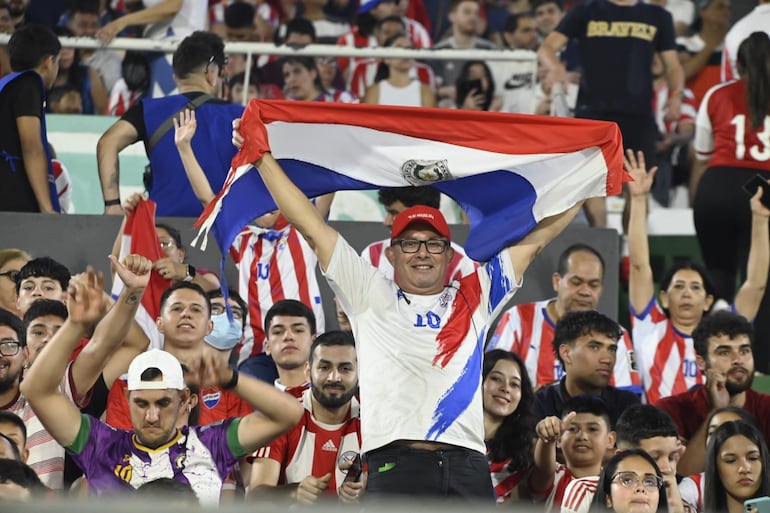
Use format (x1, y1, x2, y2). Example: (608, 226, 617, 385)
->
(657, 311, 770, 475)
(244, 331, 363, 504)
(6, 0, 27, 28)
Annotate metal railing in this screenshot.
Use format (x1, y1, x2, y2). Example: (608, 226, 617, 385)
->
(0, 34, 537, 103)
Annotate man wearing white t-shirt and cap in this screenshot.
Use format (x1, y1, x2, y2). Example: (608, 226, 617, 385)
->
(244, 130, 583, 499)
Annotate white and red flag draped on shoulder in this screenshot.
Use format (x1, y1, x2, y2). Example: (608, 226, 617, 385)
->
(112, 199, 170, 349)
(194, 100, 626, 263)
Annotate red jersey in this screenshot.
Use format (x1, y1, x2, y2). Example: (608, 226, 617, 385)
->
(248, 388, 361, 496)
(531, 463, 579, 513)
(695, 80, 770, 170)
(489, 457, 528, 504)
(105, 377, 252, 429)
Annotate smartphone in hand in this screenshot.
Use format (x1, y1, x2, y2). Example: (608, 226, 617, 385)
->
(742, 174, 770, 209)
(342, 453, 362, 484)
(745, 496, 770, 513)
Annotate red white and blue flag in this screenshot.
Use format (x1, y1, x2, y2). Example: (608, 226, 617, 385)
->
(195, 100, 626, 263)
(112, 199, 170, 349)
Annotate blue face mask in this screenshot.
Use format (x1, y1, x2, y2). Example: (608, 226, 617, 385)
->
(205, 313, 243, 350)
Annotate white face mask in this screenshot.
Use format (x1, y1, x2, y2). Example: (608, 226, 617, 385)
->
(204, 313, 242, 350)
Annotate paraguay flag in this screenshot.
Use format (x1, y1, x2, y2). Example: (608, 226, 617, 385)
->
(112, 199, 170, 349)
(195, 100, 625, 263)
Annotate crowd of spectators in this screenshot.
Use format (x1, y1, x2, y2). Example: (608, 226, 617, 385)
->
(2, 0, 770, 509)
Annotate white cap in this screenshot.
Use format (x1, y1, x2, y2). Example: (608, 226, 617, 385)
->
(127, 349, 185, 391)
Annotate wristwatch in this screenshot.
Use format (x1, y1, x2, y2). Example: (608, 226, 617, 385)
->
(183, 264, 196, 282)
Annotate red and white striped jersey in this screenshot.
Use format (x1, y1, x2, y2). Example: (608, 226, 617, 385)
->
(348, 59, 436, 99)
(653, 84, 697, 135)
(489, 457, 528, 504)
(4, 363, 85, 489)
(679, 473, 704, 512)
(230, 223, 325, 363)
(487, 299, 641, 393)
(532, 463, 580, 513)
(335, 29, 375, 74)
(630, 298, 703, 405)
(560, 476, 599, 513)
(51, 159, 73, 213)
(360, 238, 477, 285)
(248, 388, 361, 496)
(107, 78, 142, 116)
(694, 80, 770, 170)
(335, 17, 431, 73)
(405, 17, 432, 48)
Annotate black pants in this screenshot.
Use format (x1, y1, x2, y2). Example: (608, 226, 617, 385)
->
(693, 166, 770, 373)
(365, 444, 494, 503)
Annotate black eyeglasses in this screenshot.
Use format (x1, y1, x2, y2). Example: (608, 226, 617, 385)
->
(611, 472, 664, 490)
(0, 270, 19, 282)
(0, 339, 21, 357)
(211, 303, 244, 321)
(392, 239, 449, 254)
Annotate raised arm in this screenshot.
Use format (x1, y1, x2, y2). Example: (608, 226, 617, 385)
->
(531, 413, 576, 493)
(733, 187, 770, 320)
(201, 353, 303, 453)
(19, 268, 106, 447)
(255, 151, 339, 270)
(626, 150, 659, 314)
(506, 202, 583, 281)
(70, 255, 151, 396)
(97, 120, 139, 215)
(96, 0, 183, 43)
(537, 31, 569, 91)
(174, 109, 216, 206)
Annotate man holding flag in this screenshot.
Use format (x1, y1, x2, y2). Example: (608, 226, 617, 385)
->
(225, 101, 623, 500)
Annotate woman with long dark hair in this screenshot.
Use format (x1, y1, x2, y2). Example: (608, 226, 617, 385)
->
(281, 56, 356, 103)
(362, 34, 435, 107)
(591, 449, 669, 513)
(482, 349, 535, 503)
(692, 32, 770, 306)
(704, 420, 770, 513)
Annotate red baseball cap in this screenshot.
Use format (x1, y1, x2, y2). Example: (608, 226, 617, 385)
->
(390, 206, 451, 240)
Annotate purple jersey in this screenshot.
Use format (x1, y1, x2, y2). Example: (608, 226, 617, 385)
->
(66, 414, 243, 505)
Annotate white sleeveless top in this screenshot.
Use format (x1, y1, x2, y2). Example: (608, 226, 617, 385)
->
(377, 79, 422, 107)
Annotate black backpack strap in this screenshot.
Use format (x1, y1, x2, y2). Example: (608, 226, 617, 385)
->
(146, 93, 213, 154)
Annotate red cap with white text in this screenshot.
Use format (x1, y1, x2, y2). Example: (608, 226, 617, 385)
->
(390, 206, 451, 241)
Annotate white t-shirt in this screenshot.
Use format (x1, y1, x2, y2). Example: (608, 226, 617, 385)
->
(324, 236, 520, 454)
(142, 0, 208, 40)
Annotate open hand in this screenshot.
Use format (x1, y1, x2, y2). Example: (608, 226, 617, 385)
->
(174, 109, 197, 148)
(624, 149, 658, 198)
